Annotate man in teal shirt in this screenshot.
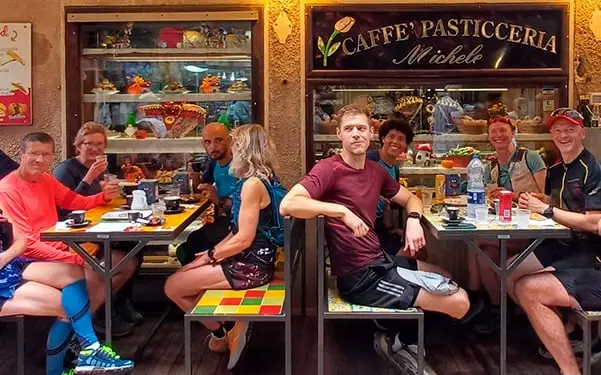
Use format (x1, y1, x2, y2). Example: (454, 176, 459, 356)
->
(367, 118, 413, 256)
(179, 123, 238, 264)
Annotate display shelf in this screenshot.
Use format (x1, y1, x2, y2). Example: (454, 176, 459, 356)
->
(399, 166, 467, 175)
(313, 133, 553, 142)
(106, 136, 205, 154)
(82, 47, 251, 57)
(83, 92, 252, 103)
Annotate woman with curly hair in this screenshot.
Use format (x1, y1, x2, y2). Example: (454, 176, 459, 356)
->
(165, 124, 281, 371)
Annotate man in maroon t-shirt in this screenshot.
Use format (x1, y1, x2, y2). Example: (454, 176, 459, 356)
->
(281, 104, 470, 373)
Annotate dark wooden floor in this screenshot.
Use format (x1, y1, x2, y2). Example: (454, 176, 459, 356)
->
(3, 303, 597, 375)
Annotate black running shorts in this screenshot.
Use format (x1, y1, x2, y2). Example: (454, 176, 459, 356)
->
(534, 239, 601, 311)
(336, 256, 421, 310)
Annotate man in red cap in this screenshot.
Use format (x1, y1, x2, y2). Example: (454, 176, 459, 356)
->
(507, 108, 601, 374)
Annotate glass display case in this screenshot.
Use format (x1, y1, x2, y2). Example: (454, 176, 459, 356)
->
(309, 82, 565, 188)
(65, 10, 262, 182)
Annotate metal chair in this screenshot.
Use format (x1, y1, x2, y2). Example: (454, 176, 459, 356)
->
(574, 309, 601, 375)
(1, 315, 25, 375)
(316, 216, 424, 375)
(184, 217, 306, 375)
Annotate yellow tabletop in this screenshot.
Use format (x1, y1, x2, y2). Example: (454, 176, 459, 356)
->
(41, 197, 211, 242)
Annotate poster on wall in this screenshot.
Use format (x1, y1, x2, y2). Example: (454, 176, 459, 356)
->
(0, 23, 32, 125)
(310, 7, 565, 71)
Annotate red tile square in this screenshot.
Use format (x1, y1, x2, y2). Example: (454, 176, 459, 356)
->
(259, 305, 283, 315)
(220, 298, 242, 306)
(245, 290, 266, 298)
(270, 279, 284, 285)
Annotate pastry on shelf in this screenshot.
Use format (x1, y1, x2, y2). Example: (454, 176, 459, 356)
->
(126, 75, 151, 95)
(156, 169, 175, 184)
(162, 81, 189, 94)
(91, 79, 118, 94)
(200, 76, 221, 93)
(139, 102, 207, 138)
(121, 158, 145, 182)
(227, 80, 250, 93)
(225, 33, 248, 48)
(488, 102, 509, 117)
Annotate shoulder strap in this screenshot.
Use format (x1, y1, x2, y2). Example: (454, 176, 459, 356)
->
(258, 177, 279, 224)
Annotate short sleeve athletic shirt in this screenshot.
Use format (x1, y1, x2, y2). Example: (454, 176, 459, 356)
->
(545, 149, 601, 243)
(299, 155, 401, 276)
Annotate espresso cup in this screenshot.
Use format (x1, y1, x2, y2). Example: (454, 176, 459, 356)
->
(120, 181, 139, 197)
(69, 210, 86, 225)
(164, 196, 181, 211)
(447, 207, 459, 221)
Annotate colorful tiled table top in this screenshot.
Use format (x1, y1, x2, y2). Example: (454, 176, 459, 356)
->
(423, 212, 568, 232)
(327, 278, 418, 314)
(191, 279, 285, 316)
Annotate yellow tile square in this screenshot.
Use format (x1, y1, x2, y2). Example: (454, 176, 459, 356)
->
(202, 290, 225, 298)
(214, 305, 238, 314)
(222, 290, 247, 298)
(197, 297, 221, 306)
(236, 305, 261, 314)
(264, 290, 285, 299)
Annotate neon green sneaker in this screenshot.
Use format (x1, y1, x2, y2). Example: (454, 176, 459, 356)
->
(61, 370, 75, 375)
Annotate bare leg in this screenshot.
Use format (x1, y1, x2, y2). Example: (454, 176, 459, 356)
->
(415, 260, 452, 279)
(85, 250, 138, 312)
(515, 273, 579, 375)
(413, 287, 470, 319)
(477, 245, 501, 304)
(506, 252, 544, 303)
(467, 251, 481, 292)
(0, 281, 64, 319)
(164, 264, 230, 331)
(21, 261, 86, 289)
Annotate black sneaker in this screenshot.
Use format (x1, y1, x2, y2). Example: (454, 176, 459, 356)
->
(460, 294, 485, 325)
(63, 337, 81, 369)
(472, 306, 501, 335)
(116, 298, 144, 326)
(93, 312, 135, 338)
(373, 331, 437, 375)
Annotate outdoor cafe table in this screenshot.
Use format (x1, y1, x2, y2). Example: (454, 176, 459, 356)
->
(422, 212, 571, 375)
(41, 198, 211, 345)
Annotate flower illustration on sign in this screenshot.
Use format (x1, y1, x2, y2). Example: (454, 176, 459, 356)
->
(317, 16, 355, 67)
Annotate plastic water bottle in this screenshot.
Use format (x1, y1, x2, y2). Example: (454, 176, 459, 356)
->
(467, 154, 486, 219)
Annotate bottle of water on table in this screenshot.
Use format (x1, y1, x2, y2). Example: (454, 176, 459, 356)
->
(467, 154, 486, 219)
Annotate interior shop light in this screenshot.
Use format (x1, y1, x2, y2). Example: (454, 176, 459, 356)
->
(435, 88, 508, 92)
(184, 65, 208, 73)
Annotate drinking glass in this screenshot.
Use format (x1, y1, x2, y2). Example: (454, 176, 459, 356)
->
(422, 190, 433, 207)
(514, 209, 530, 228)
(167, 187, 181, 197)
(475, 207, 488, 224)
(104, 173, 117, 182)
(152, 203, 165, 220)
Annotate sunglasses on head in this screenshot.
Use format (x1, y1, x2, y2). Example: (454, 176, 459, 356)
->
(550, 108, 584, 120)
(487, 116, 512, 126)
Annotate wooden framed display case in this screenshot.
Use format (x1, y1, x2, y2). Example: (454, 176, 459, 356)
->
(65, 6, 263, 177)
(305, 4, 569, 189)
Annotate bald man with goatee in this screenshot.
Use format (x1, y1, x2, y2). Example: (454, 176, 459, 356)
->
(178, 123, 238, 265)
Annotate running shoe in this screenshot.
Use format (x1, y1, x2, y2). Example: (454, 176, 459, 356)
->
(75, 345, 134, 374)
(62, 370, 76, 375)
(226, 321, 252, 370)
(373, 331, 437, 375)
(208, 333, 229, 353)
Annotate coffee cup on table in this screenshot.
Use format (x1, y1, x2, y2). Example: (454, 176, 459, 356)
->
(125, 195, 133, 207)
(120, 181, 139, 197)
(68, 210, 86, 225)
(127, 211, 140, 223)
(446, 207, 460, 221)
(164, 196, 181, 211)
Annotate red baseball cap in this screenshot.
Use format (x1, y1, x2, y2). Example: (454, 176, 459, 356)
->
(546, 108, 584, 127)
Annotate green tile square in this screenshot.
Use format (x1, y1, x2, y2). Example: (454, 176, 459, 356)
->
(214, 305, 238, 314)
(262, 298, 284, 305)
(192, 306, 216, 315)
(267, 283, 285, 291)
(241, 298, 263, 306)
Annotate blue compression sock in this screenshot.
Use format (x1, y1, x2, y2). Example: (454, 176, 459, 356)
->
(61, 279, 98, 348)
(46, 319, 74, 375)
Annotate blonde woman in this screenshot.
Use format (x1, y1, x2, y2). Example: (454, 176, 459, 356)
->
(165, 124, 281, 371)
(53, 122, 141, 336)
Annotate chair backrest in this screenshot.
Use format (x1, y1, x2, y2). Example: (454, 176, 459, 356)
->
(283, 216, 306, 313)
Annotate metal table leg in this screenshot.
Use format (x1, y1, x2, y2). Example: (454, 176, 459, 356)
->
(185, 315, 192, 375)
(104, 240, 113, 346)
(499, 237, 508, 375)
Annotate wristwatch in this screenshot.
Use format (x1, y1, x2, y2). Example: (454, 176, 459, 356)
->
(542, 205, 554, 219)
(207, 248, 218, 264)
(407, 212, 422, 220)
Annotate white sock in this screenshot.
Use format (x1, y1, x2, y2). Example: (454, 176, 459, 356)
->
(84, 342, 101, 350)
